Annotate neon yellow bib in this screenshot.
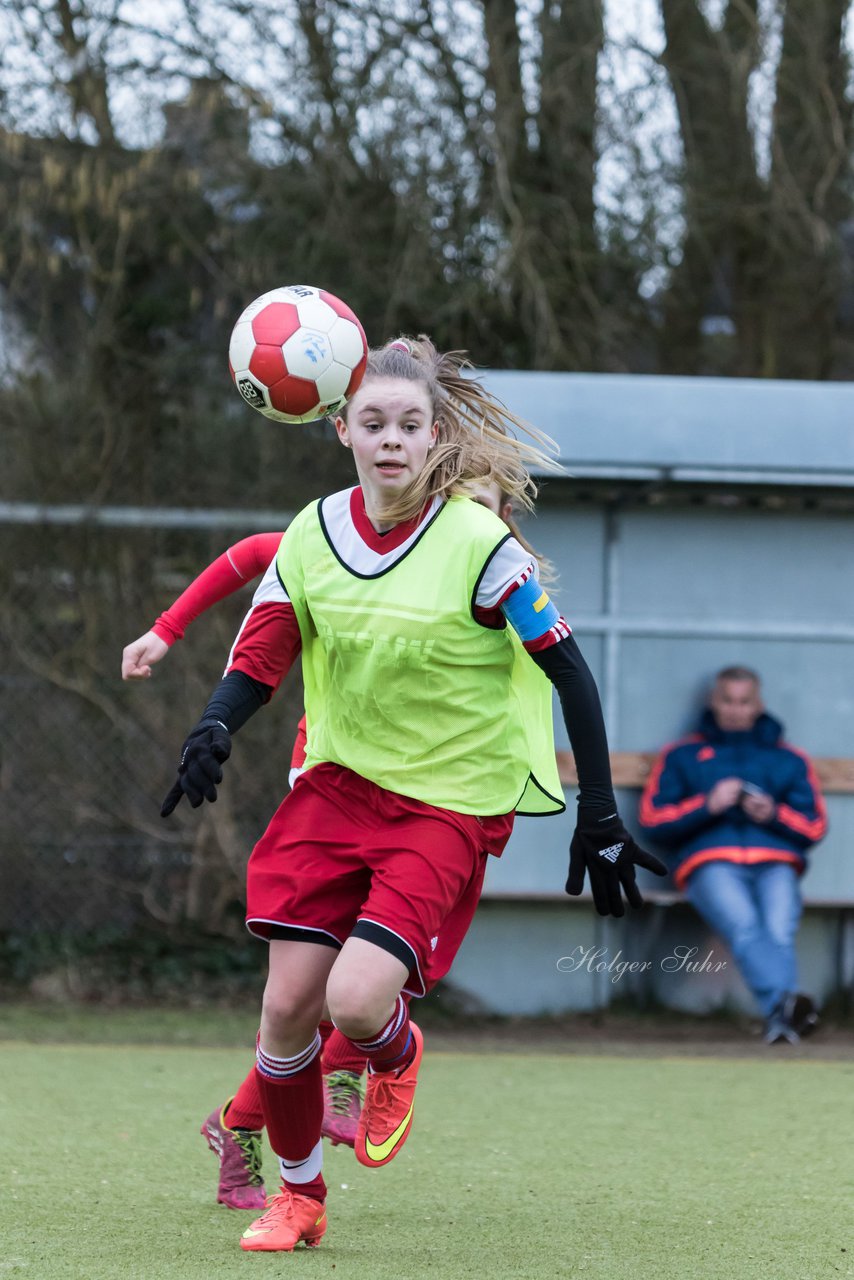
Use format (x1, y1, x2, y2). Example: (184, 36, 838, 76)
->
(277, 494, 564, 817)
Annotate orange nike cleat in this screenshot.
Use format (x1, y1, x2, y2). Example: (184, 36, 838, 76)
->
(239, 1188, 327, 1252)
(355, 1022, 424, 1168)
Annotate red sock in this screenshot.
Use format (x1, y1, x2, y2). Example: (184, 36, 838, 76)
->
(321, 1027, 368, 1076)
(318, 1019, 335, 1049)
(348, 995, 415, 1074)
(287, 1175, 326, 1202)
(255, 1034, 326, 1202)
(224, 1064, 265, 1131)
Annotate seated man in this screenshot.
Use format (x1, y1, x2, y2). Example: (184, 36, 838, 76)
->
(639, 665, 827, 1044)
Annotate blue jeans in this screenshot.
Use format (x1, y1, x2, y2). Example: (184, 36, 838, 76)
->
(684, 860, 802, 1017)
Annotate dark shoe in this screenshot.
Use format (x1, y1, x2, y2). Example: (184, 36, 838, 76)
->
(763, 1000, 800, 1045)
(784, 992, 819, 1038)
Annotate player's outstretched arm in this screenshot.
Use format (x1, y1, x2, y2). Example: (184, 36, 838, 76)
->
(120, 533, 284, 682)
(496, 557, 665, 915)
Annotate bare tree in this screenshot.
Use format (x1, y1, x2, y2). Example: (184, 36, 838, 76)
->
(657, 0, 853, 377)
(479, 0, 607, 367)
(764, 0, 852, 377)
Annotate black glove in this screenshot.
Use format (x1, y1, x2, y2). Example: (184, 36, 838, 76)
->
(566, 810, 667, 917)
(161, 719, 232, 816)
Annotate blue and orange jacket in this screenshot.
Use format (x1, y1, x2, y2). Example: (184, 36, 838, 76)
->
(638, 710, 827, 891)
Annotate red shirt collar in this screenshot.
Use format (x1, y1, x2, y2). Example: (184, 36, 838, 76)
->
(349, 486, 433, 553)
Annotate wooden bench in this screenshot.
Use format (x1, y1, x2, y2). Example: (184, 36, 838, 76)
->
(555, 752, 854, 793)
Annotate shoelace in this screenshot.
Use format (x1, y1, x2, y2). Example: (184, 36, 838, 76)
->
(233, 1129, 264, 1186)
(325, 1070, 365, 1115)
(256, 1190, 300, 1224)
(364, 1068, 413, 1127)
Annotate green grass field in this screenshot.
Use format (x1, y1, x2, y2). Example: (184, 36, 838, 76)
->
(2, 1013, 853, 1279)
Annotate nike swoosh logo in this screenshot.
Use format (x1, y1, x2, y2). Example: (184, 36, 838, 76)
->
(242, 1213, 326, 1240)
(363, 1103, 415, 1163)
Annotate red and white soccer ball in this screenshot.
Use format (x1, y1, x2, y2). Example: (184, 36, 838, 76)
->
(228, 285, 368, 423)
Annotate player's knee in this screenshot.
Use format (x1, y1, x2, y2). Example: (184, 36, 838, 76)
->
(260, 985, 317, 1043)
(326, 978, 389, 1040)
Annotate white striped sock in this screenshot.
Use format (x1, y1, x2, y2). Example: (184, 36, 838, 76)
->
(256, 1031, 321, 1080)
(279, 1139, 323, 1185)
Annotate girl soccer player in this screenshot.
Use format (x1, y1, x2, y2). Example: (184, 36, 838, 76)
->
(159, 336, 664, 1253)
(123, 484, 531, 1210)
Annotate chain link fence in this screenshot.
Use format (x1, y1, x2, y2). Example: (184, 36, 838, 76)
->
(0, 511, 304, 990)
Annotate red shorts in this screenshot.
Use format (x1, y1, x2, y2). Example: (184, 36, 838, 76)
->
(246, 762, 514, 996)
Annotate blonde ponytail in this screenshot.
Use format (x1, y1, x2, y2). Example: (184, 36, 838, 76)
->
(340, 335, 562, 525)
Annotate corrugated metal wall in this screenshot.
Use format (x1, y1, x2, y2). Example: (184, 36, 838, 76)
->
(457, 483, 854, 1014)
